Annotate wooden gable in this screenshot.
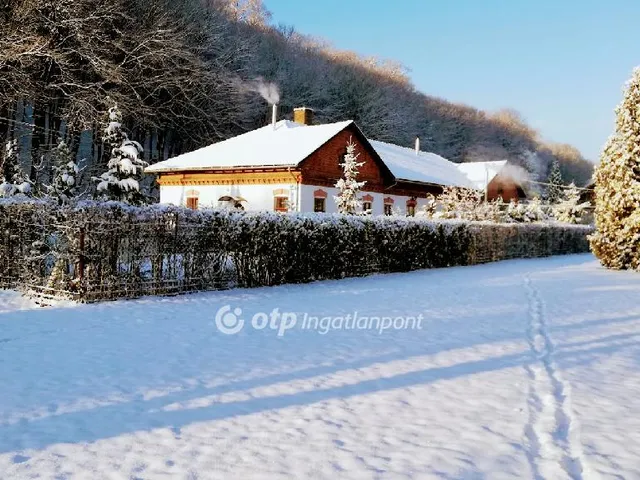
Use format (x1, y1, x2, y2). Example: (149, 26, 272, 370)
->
(298, 123, 394, 191)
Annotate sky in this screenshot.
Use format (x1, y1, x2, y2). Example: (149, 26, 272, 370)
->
(265, 0, 639, 161)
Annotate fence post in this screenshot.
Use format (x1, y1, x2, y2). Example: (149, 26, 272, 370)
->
(78, 227, 85, 284)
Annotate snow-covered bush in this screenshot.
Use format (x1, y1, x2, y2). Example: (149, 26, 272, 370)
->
(425, 187, 551, 224)
(504, 198, 549, 223)
(93, 106, 148, 204)
(553, 183, 590, 224)
(524, 197, 549, 223)
(48, 140, 80, 205)
(335, 138, 366, 214)
(482, 198, 508, 222)
(590, 67, 640, 270)
(0, 200, 593, 301)
(432, 187, 483, 221)
(0, 140, 31, 197)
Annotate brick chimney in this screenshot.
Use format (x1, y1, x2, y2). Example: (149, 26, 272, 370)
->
(293, 107, 314, 126)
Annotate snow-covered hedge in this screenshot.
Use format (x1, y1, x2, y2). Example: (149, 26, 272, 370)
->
(0, 201, 592, 301)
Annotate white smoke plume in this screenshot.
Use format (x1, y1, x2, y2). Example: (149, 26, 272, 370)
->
(252, 77, 280, 104)
(500, 163, 540, 196)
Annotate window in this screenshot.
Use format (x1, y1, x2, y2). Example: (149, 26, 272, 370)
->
(274, 196, 288, 212)
(186, 196, 199, 210)
(384, 197, 394, 216)
(406, 198, 417, 217)
(361, 194, 373, 214)
(273, 189, 290, 212)
(313, 189, 328, 213)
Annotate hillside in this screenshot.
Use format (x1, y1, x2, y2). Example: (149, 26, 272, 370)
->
(0, 0, 593, 191)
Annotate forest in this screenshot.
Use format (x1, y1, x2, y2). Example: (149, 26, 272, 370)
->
(0, 0, 594, 197)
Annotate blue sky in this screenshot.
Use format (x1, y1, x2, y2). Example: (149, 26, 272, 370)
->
(266, 0, 639, 161)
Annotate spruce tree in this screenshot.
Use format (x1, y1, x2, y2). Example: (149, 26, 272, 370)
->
(93, 105, 148, 204)
(590, 67, 640, 269)
(48, 140, 79, 205)
(335, 138, 366, 214)
(546, 159, 564, 203)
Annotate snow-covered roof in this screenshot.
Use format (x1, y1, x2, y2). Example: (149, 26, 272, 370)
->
(369, 140, 476, 188)
(146, 120, 353, 173)
(146, 119, 509, 191)
(456, 160, 509, 190)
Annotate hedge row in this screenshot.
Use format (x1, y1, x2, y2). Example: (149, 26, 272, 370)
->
(0, 200, 592, 301)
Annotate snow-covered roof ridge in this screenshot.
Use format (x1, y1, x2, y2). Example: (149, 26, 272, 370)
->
(146, 119, 354, 173)
(368, 139, 476, 188)
(146, 119, 509, 190)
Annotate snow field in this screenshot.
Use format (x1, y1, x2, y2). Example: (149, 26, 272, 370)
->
(0, 254, 639, 479)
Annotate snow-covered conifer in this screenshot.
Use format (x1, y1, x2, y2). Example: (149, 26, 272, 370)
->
(335, 138, 366, 214)
(546, 159, 564, 203)
(590, 67, 640, 269)
(48, 140, 79, 205)
(93, 106, 148, 204)
(554, 182, 590, 224)
(0, 139, 30, 197)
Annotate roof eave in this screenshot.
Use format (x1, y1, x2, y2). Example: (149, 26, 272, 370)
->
(146, 164, 300, 174)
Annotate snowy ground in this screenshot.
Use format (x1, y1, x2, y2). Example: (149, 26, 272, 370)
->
(1, 254, 640, 480)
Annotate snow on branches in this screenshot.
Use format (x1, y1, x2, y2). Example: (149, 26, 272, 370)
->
(590, 67, 640, 269)
(93, 106, 148, 204)
(0, 139, 31, 197)
(48, 140, 80, 205)
(546, 159, 564, 203)
(553, 183, 590, 224)
(335, 138, 366, 214)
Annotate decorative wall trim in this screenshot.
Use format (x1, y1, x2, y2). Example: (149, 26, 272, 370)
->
(362, 194, 374, 202)
(313, 189, 328, 199)
(384, 197, 395, 204)
(157, 171, 301, 186)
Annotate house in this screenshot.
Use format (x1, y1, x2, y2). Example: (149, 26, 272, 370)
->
(145, 107, 523, 214)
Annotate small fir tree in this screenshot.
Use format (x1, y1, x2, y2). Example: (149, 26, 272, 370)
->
(554, 183, 590, 224)
(0, 139, 30, 197)
(335, 138, 366, 214)
(546, 159, 564, 203)
(48, 140, 79, 205)
(590, 67, 640, 269)
(93, 105, 148, 204)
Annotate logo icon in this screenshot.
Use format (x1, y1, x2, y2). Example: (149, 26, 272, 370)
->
(215, 305, 245, 335)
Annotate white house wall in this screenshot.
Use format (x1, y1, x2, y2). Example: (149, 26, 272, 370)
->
(160, 183, 300, 211)
(160, 183, 431, 215)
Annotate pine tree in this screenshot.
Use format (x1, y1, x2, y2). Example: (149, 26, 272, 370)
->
(93, 105, 148, 204)
(590, 67, 640, 269)
(335, 138, 366, 214)
(0, 139, 30, 197)
(554, 182, 590, 224)
(48, 140, 79, 205)
(546, 159, 564, 203)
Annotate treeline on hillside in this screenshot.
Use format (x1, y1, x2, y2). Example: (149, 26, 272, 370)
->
(0, 0, 593, 197)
